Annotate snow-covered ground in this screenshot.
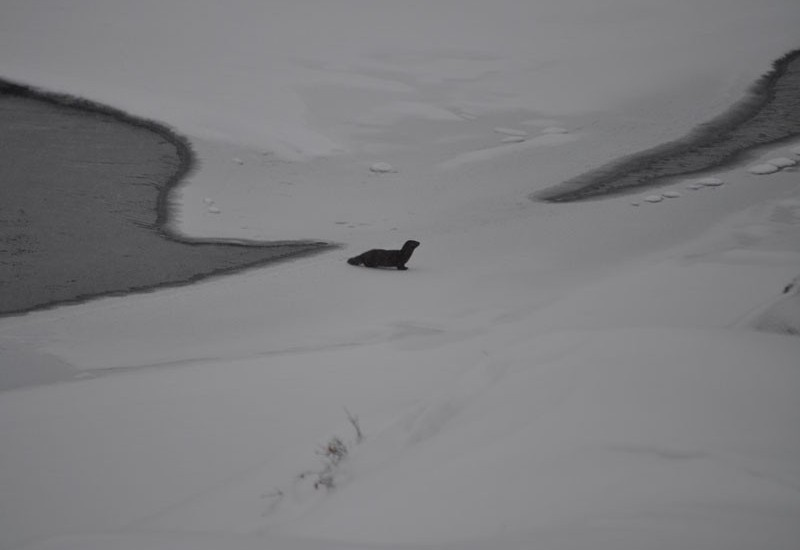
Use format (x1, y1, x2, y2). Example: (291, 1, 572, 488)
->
(2, 1, 800, 549)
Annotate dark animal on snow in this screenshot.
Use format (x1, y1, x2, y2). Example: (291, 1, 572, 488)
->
(347, 240, 420, 270)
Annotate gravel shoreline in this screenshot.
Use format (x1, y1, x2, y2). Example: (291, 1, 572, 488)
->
(0, 82, 331, 317)
(536, 49, 800, 202)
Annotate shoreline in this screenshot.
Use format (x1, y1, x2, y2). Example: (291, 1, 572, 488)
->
(536, 49, 800, 202)
(0, 81, 333, 318)
(2, 48, 798, 316)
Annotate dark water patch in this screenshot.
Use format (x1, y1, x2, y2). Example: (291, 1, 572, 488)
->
(535, 49, 800, 202)
(0, 81, 332, 317)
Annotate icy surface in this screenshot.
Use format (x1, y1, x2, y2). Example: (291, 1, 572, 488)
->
(2, 1, 800, 550)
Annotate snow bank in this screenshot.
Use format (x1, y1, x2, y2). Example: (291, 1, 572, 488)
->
(279, 328, 800, 548)
(748, 163, 779, 174)
(4, 142, 800, 549)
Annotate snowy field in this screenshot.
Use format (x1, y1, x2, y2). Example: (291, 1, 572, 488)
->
(2, 1, 800, 549)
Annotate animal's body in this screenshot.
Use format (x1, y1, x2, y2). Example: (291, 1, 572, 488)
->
(347, 240, 420, 270)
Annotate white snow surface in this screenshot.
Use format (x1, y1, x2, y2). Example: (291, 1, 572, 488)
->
(748, 163, 782, 175)
(2, 2, 800, 550)
(695, 176, 725, 187)
(766, 157, 798, 168)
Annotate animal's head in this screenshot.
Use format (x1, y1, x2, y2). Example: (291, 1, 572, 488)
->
(404, 240, 420, 250)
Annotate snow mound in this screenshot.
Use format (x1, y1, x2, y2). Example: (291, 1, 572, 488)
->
(643, 194, 664, 203)
(202, 198, 215, 205)
(662, 191, 681, 198)
(765, 156, 797, 168)
(369, 162, 397, 174)
(501, 136, 527, 144)
(693, 177, 724, 187)
(748, 163, 781, 175)
(207, 206, 221, 214)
